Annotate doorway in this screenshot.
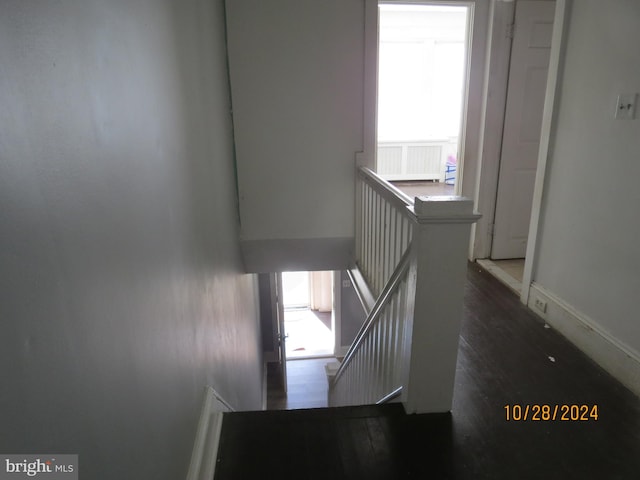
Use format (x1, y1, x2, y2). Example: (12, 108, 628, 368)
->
(376, 3, 471, 197)
(281, 271, 335, 359)
(479, 1, 555, 294)
(491, 1, 555, 261)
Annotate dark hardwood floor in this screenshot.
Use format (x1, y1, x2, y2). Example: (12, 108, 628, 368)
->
(267, 358, 334, 410)
(215, 263, 640, 479)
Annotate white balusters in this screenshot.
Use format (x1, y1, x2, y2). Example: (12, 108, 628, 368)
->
(330, 167, 481, 413)
(356, 168, 413, 298)
(330, 253, 411, 406)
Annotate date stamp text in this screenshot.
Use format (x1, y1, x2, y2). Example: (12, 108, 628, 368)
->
(504, 404, 598, 421)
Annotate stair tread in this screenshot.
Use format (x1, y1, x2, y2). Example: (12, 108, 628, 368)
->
(223, 402, 405, 421)
(215, 404, 451, 480)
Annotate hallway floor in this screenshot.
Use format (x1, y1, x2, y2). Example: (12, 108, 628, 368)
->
(391, 179, 455, 199)
(284, 309, 333, 359)
(267, 358, 335, 410)
(220, 262, 640, 479)
(477, 258, 525, 294)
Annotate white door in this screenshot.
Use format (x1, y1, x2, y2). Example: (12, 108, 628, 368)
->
(491, 1, 555, 259)
(275, 273, 287, 393)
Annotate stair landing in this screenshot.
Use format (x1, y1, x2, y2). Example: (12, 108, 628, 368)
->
(215, 263, 640, 479)
(214, 403, 452, 480)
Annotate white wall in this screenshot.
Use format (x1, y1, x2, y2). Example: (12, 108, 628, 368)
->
(0, 1, 262, 478)
(533, 0, 640, 374)
(226, 0, 365, 272)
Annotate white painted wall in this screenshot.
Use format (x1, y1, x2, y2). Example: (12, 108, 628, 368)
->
(533, 1, 640, 361)
(225, 0, 365, 271)
(0, 1, 262, 479)
(226, 0, 490, 271)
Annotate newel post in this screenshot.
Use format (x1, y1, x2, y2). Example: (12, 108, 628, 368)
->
(402, 196, 480, 414)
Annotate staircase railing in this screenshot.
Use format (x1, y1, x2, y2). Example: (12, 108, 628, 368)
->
(330, 247, 412, 407)
(356, 167, 413, 298)
(329, 166, 480, 414)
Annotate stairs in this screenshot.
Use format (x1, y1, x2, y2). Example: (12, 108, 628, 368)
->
(208, 263, 640, 480)
(214, 403, 452, 480)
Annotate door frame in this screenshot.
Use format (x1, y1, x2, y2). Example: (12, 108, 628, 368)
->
(472, 0, 570, 304)
(274, 273, 287, 392)
(358, 0, 490, 203)
(361, 0, 571, 305)
(490, 0, 555, 260)
(276, 271, 341, 361)
(371, 0, 477, 196)
(471, 0, 517, 262)
(520, 0, 570, 304)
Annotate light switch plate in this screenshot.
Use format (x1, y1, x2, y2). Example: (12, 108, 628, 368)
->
(615, 93, 637, 120)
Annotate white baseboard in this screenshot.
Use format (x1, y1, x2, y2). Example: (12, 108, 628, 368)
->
(186, 386, 233, 480)
(528, 283, 640, 398)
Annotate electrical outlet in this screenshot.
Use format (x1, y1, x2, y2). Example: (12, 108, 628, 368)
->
(534, 297, 547, 313)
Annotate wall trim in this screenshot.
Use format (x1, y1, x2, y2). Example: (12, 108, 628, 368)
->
(471, 0, 515, 259)
(528, 283, 640, 398)
(186, 386, 234, 480)
(521, 0, 570, 304)
(332, 271, 343, 358)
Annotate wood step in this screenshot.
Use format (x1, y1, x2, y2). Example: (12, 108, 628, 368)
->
(214, 403, 450, 480)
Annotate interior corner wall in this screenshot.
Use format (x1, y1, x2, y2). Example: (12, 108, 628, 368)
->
(0, 1, 262, 479)
(533, 0, 640, 366)
(225, 0, 364, 271)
